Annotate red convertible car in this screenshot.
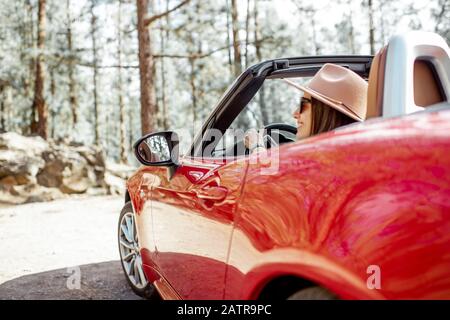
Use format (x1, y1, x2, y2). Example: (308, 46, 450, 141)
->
(118, 32, 450, 299)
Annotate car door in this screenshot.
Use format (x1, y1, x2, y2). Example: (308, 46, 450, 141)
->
(150, 155, 247, 299)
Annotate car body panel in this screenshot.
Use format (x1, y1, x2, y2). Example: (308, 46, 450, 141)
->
(128, 108, 450, 299)
(225, 109, 450, 299)
(128, 156, 249, 299)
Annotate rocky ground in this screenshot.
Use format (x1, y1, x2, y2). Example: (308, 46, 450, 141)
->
(0, 132, 136, 205)
(0, 195, 141, 300)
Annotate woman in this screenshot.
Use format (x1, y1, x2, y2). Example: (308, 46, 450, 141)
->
(245, 63, 368, 151)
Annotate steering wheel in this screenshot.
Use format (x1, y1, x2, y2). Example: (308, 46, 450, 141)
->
(262, 123, 297, 148)
(243, 123, 297, 155)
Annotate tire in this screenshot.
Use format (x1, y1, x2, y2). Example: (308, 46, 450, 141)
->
(118, 202, 159, 299)
(287, 286, 337, 300)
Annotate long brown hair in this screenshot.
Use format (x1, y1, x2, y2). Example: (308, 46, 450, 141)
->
(310, 97, 356, 135)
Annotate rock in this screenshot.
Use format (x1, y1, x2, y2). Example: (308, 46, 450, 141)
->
(85, 187, 108, 196)
(36, 152, 65, 187)
(0, 149, 45, 179)
(24, 186, 65, 204)
(0, 133, 48, 186)
(0, 174, 35, 186)
(0, 132, 49, 154)
(0, 183, 64, 205)
(37, 145, 105, 194)
(105, 161, 136, 180)
(104, 161, 137, 196)
(73, 145, 106, 187)
(0, 148, 44, 204)
(0, 185, 26, 205)
(0, 176, 17, 185)
(74, 145, 105, 167)
(37, 147, 98, 194)
(104, 172, 125, 196)
(0, 131, 132, 204)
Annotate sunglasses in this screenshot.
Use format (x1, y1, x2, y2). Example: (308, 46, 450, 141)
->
(297, 97, 312, 114)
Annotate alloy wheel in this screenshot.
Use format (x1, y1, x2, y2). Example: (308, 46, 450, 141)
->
(119, 211, 148, 289)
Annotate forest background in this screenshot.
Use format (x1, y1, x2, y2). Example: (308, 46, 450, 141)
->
(0, 0, 448, 164)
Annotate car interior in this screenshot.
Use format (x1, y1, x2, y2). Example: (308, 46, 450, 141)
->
(210, 61, 372, 158)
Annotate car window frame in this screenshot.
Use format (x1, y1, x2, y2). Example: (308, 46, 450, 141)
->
(188, 55, 374, 159)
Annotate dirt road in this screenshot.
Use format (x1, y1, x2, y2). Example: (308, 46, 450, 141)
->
(0, 195, 141, 299)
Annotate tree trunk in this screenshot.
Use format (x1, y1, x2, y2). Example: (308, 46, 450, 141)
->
(90, 0, 100, 145)
(379, 0, 387, 46)
(159, 4, 169, 130)
(137, 0, 191, 135)
(2, 86, 12, 133)
(347, 0, 356, 54)
(150, 0, 160, 131)
(0, 84, 5, 133)
(117, 0, 127, 163)
(25, 0, 35, 134)
(137, 0, 156, 135)
(186, 4, 198, 128)
(50, 66, 57, 139)
(230, 0, 242, 78)
(253, 0, 262, 66)
(189, 57, 197, 125)
(254, 0, 268, 124)
(31, 0, 48, 139)
(129, 106, 134, 155)
(310, 11, 319, 55)
(225, 0, 233, 76)
(66, 0, 78, 129)
(231, 0, 252, 129)
(368, 0, 375, 55)
(244, 0, 251, 68)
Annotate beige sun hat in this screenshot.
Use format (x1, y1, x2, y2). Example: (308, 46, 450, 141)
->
(283, 63, 368, 121)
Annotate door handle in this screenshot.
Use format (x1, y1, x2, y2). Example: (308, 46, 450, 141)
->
(195, 186, 228, 202)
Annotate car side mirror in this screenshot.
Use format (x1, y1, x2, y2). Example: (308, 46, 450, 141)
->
(134, 131, 179, 166)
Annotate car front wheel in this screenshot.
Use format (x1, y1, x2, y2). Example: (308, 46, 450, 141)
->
(118, 201, 159, 299)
